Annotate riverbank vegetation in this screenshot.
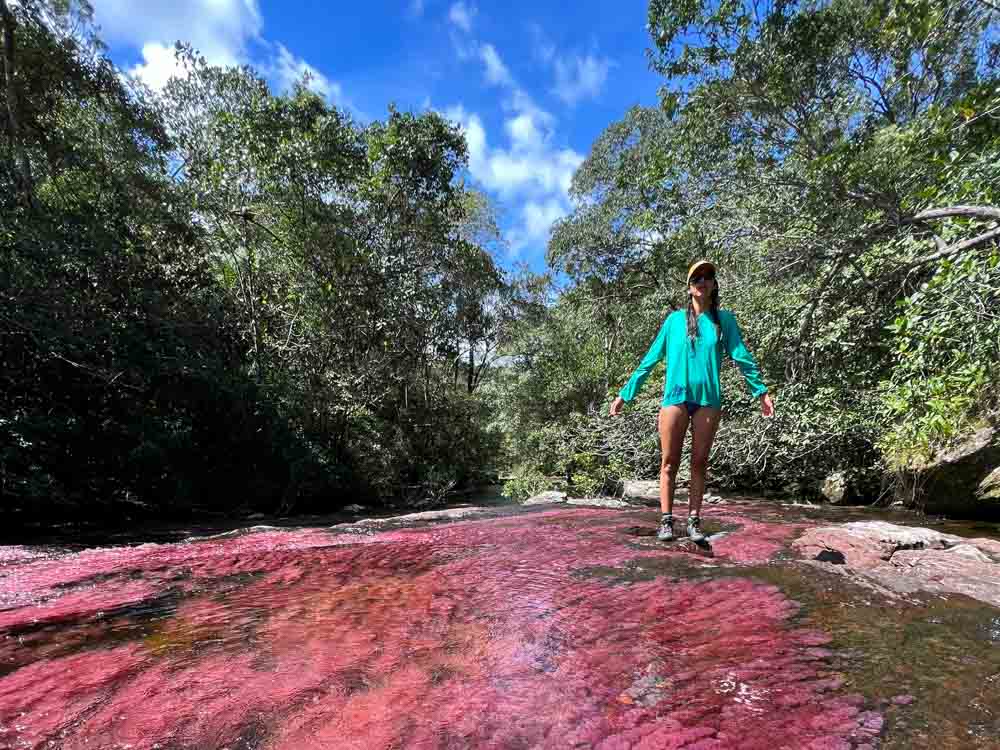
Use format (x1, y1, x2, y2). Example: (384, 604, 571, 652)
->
(3, 0, 999, 525)
(2, 1, 514, 522)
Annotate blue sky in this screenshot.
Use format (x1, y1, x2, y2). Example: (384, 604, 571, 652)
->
(90, 1, 662, 272)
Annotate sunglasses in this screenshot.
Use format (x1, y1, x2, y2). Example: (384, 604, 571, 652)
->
(690, 274, 715, 284)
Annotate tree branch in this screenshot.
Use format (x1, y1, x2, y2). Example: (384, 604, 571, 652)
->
(899, 226, 1000, 271)
(910, 205, 1000, 223)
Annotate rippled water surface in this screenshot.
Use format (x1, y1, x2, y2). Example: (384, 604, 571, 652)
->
(1, 499, 998, 749)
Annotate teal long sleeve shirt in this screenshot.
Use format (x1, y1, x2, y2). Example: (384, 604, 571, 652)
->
(619, 309, 767, 408)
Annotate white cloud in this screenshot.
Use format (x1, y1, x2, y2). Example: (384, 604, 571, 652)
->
(93, 0, 260, 87)
(515, 198, 570, 249)
(444, 36, 588, 255)
(505, 112, 544, 152)
(93, 0, 353, 112)
(272, 43, 343, 103)
(553, 53, 612, 105)
(448, 2, 475, 32)
(446, 104, 581, 203)
(129, 41, 186, 91)
(526, 25, 613, 106)
(479, 44, 512, 87)
(445, 86, 582, 255)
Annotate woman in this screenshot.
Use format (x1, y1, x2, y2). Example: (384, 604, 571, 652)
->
(609, 260, 774, 542)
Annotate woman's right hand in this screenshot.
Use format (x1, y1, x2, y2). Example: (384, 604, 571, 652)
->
(609, 396, 625, 416)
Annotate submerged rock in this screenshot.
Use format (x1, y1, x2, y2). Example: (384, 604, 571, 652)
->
(0, 506, 884, 750)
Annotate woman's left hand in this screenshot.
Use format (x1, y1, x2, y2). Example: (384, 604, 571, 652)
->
(760, 393, 775, 417)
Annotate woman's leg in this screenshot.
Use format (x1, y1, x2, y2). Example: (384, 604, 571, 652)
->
(658, 405, 689, 515)
(688, 407, 722, 517)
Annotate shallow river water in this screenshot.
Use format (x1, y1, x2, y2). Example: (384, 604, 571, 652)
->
(1, 497, 998, 749)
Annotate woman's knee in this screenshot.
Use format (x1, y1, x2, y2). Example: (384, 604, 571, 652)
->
(660, 460, 680, 479)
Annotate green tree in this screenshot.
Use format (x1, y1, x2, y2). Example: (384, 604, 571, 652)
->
(1, 2, 282, 519)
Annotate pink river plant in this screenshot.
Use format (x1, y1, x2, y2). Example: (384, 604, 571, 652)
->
(0, 508, 882, 749)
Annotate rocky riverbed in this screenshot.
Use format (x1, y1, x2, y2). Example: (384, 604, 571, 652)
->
(1, 495, 998, 749)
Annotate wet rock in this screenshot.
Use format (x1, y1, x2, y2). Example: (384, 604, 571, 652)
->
(566, 498, 633, 509)
(895, 425, 1000, 518)
(337, 506, 491, 527)
(523, 490, 568, 506)
(794, 521, 1000, 607)
(0, 546, 49, 566)
(188, 525, 282, 541)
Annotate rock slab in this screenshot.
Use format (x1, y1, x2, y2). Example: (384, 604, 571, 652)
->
(794, 520, 1000, 607)
(523, 491, 568, 506)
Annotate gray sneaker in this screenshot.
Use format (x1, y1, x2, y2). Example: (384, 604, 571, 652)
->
(657, 515, 675, 542)
(686, 515, 706, 543)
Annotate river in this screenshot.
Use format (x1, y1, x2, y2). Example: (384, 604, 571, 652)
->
(1, 495, 998, 749)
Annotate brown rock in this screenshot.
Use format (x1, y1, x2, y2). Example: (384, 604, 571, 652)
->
(793, 521, 963, 569)
(793, 521, 1000, 607)
(895, 426, 1000, 518)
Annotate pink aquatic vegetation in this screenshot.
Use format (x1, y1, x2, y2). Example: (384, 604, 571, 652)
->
(710, 511, 810, 564)
(0, 528, 338, 630)
(0, 509, 880, 749)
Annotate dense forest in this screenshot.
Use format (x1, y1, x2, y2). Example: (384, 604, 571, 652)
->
(3, 0, 999, 526)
